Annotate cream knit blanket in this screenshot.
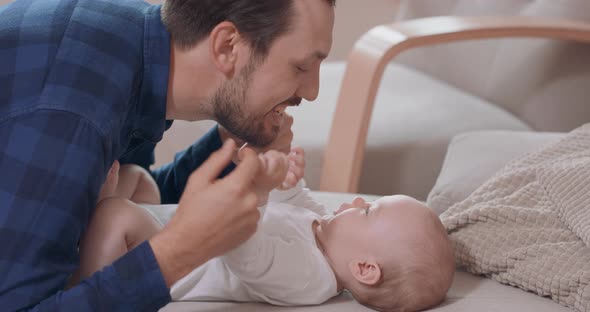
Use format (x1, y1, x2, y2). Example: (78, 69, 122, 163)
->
(441, 123, 590, 311)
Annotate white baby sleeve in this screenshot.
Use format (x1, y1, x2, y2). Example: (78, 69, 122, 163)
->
(268, 180, 329, 216)
(221, 204, 275, 280)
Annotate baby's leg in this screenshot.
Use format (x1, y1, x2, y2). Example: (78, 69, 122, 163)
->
(68, 197, 162, 287)
(115, 164, 161, 204)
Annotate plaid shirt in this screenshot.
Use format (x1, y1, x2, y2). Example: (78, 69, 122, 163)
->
(0, 0, 219, 310)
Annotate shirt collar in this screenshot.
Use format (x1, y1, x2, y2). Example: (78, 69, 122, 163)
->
(137, 4, 170, 143)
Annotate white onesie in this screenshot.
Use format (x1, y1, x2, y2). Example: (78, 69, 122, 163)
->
(159, 181, 339, 306)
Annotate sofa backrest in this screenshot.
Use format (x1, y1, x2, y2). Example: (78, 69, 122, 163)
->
(393, 0, 590, 132)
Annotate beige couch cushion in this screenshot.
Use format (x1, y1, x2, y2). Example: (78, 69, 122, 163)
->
(159, 191, 571, 312)
(292, 62, 529, 199)
(427, 130, 565, 215)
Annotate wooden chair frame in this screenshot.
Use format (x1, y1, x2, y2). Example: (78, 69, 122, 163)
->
(319, 16, 590, 193)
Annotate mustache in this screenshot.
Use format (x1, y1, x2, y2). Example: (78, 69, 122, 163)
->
(287, 97, 302, 106)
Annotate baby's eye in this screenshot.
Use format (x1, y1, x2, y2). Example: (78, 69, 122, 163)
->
(364, 208, 369, 216)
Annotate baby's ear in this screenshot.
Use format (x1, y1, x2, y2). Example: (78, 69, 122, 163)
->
(348, 260, 382, 286)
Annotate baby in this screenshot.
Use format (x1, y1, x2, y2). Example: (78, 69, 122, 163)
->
(72, 148, 454, 312)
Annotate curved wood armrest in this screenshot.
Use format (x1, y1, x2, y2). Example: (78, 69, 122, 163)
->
(319, 16, 590, 193)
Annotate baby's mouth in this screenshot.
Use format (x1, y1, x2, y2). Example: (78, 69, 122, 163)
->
(273, 106, 285, 116)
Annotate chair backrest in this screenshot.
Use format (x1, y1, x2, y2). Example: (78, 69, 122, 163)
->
(393, 0, 590, 132)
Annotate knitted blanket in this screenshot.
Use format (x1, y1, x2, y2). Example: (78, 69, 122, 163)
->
(441, 124, 590, 311)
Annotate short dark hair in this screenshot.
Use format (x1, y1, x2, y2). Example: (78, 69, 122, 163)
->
(162, 0, 336, 58)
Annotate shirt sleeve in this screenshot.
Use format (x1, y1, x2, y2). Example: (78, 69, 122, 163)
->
(0, 111, 170, 311)
(151, 125, 236, 204)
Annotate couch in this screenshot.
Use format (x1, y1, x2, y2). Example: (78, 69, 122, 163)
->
(155, 1, 590, 311)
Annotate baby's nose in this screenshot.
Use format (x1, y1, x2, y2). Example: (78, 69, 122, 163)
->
(334, 203, 350, 215)
(351, 197, 366, 207)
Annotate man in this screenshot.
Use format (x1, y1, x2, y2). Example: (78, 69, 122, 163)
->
(0, 0, 335, 310)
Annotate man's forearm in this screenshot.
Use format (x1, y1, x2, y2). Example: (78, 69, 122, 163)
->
(0, 112, 170, 311)
(14, 242, 170, 311)
(149, 228, 217, 287)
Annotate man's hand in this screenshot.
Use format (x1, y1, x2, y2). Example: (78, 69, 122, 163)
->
(150, 139, 262, 287)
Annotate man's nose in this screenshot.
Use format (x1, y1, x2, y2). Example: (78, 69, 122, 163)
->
(297, 65, 320, 101)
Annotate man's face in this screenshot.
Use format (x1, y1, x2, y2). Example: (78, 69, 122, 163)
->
(212, 0, 335, 147)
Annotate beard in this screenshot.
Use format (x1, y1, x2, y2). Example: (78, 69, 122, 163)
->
(212, 59, 280, 147)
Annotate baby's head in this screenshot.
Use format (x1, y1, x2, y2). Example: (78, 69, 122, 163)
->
(315, 195, 454, 312)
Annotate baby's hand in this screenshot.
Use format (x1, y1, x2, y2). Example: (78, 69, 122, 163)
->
(238, 148, 289, 196)
(258, 150, 289, 193)
(278, 147, 305, 190)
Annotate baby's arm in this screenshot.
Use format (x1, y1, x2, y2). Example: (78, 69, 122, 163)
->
(267, 148, 330, 216)
(278, 147, 305, 190)
(221, 150, 289, 276)
(227, 148, 288, 245)
(250, 149, 289, 206)
(269, 184, 330, 216)
(221, 207, 271, 277)
(221, 202, 331, 305)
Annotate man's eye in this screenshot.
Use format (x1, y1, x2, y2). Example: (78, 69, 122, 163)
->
(295, 65, 308, 73)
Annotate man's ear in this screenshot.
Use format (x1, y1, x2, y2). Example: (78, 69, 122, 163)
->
(348, 260, 382, 286)
(209, 21, 241, 76)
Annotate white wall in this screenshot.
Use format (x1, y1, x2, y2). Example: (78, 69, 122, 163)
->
(0, 0, 399, 61)
(329, 0, 399, 61)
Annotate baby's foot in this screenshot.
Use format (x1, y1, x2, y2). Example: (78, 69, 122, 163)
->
(98, 160, 120, 201)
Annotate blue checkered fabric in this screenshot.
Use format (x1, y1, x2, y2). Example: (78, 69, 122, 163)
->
(0, 0, 174, 310)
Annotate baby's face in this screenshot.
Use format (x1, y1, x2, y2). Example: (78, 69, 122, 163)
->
(315, 195, 431, 269)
